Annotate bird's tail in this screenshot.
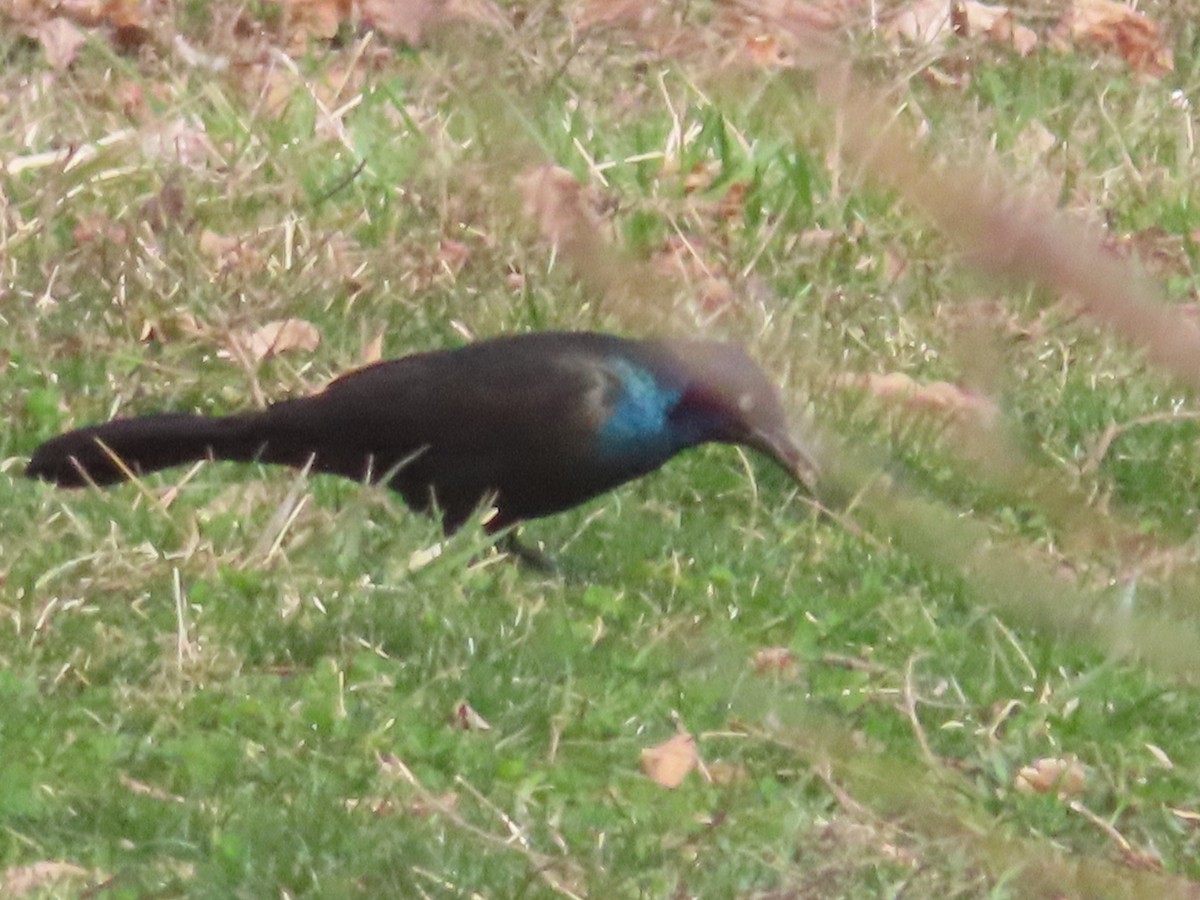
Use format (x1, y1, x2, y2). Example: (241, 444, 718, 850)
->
(25, 412, 271, 488)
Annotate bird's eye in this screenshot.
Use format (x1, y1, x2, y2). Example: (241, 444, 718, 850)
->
(738, 393, 755, 412)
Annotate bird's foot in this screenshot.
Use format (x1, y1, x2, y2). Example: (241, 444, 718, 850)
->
(496, 532, 558, 573)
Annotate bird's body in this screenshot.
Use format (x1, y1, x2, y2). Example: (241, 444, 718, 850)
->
(26, 331, 816, 538)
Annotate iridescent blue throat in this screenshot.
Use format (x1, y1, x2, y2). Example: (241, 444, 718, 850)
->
(594, 358, 684, 462)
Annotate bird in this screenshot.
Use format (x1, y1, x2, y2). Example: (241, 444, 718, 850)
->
(26, 331, 818, 562)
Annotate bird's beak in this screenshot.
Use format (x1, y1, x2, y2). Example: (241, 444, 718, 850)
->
(746, 427, 820, 493)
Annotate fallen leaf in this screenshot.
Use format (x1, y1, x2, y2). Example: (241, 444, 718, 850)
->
(114, 79, 145, 117)
(640, 732, 698, 789)
(1012, 118, 1058, 162)
(140, 117, 219, 169)
(198, 229, 238, 259)
(282, 0, 350, 45)
(451, 700, 491, 731)
(797, 227, 838, 249)
(745, 33, 788, 67)
(198, 229, 263, 274)
(1059, 0, 1173, 77)
(102, 0, 148, 29)
(142, 180, 189, 233)
(697, 276, 736, 315)
(682, 160, 719, 195)
(882, 245, 908, 283)
(72, 212, 128, 247)
(717, 180, 750, 220)
(237, 319, 322, 362)
(1014, 756, 1087, 796)
(325, 232, 368, 289)
(518, 165, 600, 249)
(2, 861, 95, 897)
(956, 1, 1038, 56)
(575, 0, 656, 30)
(1103, 226, 1190, 277)
(839, 372, 998, 422)
(707, 760, 750, 786)
(715, 0, 861, 67)
(885, 0, 955, 46)
(360, 0, 444, 44)
(752, 646, 801, 678)
(36, 17, 87, 70)
(437, 238, 471, 276)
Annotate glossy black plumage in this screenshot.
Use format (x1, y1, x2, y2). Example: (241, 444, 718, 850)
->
(26, 331, 817, 537)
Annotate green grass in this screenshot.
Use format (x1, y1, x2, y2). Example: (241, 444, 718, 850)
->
(5, 4, 1200, 896)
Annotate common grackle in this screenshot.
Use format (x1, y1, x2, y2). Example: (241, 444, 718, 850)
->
(26, 331, 817, 554)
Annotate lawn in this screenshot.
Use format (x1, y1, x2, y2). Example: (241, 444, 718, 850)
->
(4, 1, 1200, 896)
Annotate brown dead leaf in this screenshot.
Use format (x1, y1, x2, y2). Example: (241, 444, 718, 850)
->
(1012, 118, 1058, 162)
(282, 0, 350, 45)
(648, 234, 738, 316)
(273, 0, 506, 48)
(237, 319, 322, 362)
(888, 0, 1036, 54)
(717, 180, 750, 220)
(575, 0, 657, 31)
(640, 733, 698, 789)
(324, 232, 368, 289)
(36, 17, 87, 70)
(885, 0, 954, 46)
(101, 0, 148, 29)
(707, 760, 750, 786)
(1059, 0, 1173, 77)
(451, 700, 491, 731)
(882, 245, 908, 283)
(797, 226, 838, 249)
(360, 0, 445, 44)
(716, 0, 861, 67)
(1014, 755, 1087, 796)
(141, 180, 189, 233)
(198, 229, 239, 260)
(683, 160, 719, 195)
(114, 79, 145, 117)
(198, 228, 263, 275)
(744, 33, 788, 67)
(955, 1, 1037, 56)
(140, 117, 219, 169)
(437, 238, 471, 276)
(752, 646, 801, 678)
(2, 861, 95, 897)
(839, 371, 998, 423)
(1103, 226, 1191, 277)
(518, 165, 601, 250)
(72, 212, 128, 247)
(698, 276, 736, 315)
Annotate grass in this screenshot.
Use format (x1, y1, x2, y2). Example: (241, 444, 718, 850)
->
(5, 2, 1200, 896)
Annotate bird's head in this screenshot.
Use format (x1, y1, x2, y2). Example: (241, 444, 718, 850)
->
(662, 339, 820, 491)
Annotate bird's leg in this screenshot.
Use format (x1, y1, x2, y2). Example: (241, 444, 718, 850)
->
(495, 530, 558, 573)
